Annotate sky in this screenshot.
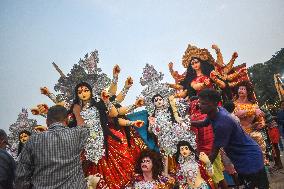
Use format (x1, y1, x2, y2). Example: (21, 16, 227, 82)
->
(0, 0, 284, 132)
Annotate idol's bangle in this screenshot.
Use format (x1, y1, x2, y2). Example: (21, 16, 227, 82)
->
(205, 161, 213, 172)
(47, 92, 58, 104)
(121, 86, 130, 97)
(105, 101, 113, 112)
(126, 121, 134, 126)
(112, 75, 118, 85)
(40, 114, 47, 118)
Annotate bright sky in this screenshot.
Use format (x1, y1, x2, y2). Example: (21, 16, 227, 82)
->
(1, 0, 284, 132)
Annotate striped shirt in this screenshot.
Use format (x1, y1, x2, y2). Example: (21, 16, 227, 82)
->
(15, 123, 88, 189)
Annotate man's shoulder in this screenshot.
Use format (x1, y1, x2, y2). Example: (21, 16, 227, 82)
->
(278, 109, 284, 115)
(0, 149, 14, 162)
(216, 108, 235, 123)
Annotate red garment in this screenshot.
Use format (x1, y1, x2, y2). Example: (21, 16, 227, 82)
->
(190, 99, 214, 155)
(268, 127, 280, 144)
(192, 75, 213, 94)
(82, 123, 142, 189)
(199, 161, 215, 189)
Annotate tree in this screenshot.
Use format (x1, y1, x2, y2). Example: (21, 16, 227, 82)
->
(248, 48, 284, 105)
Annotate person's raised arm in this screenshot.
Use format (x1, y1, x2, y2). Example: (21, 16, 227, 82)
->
(73, 104, 85, 126)
(191, 118, 210, 127)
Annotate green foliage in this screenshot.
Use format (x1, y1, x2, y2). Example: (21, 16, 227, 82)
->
(248, 48, 284, 105)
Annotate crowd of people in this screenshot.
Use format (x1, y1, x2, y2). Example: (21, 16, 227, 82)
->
(1, 44, 284, 189)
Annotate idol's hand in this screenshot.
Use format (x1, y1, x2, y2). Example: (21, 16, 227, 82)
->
(31, 108, 40, 115)
(101, 90, 110, 102)
(232, 52, 238, 59)
(125, 76, 133, 89)
(37, 104, 49, 114)
(113, 64, 120, 76)
(148, 116, 156, 125)
(210, 70, 218, 79)
(133, 120, 144, 128)
(40, 87, 50, 95)
(204, 78, 211, 86)
(135, 98, 144, 107)
(199, 152, 210, 164)
(212, 44, 220, 52)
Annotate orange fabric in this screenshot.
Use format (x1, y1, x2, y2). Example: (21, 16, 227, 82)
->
(192, 75, 213, 94)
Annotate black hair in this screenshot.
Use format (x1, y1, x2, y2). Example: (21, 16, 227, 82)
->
(47, 105, 68, 125)
(198, 89, 221, 104)
(17, 130, 31, 156)
(151, 94, 163, 103)
(180, 58, 215, 97)
(190, 96, 199, 102)
(69, 82, 120, 158)
(223, 101, 235, 113)
(175, 140, 199, 163)
(0, 129, 7, 141)
(135, 149, 163, 180)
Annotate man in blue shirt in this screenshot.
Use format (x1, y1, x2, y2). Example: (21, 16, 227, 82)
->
(197, 89, 269, 189)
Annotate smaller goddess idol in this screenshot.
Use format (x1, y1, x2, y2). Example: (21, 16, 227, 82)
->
(148, 94, 195, 156)
(233, 81, 267, 163)
(175, 141, 214, 189)
(148, 93, 196, 175)
(17, 130, 31, 156)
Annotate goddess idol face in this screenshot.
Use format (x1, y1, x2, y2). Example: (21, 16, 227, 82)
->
(19, 132, 30, 143)
(238, 86, 248, 98)
(77, 86, 91, 101)
(190, 58, 201, 71)
(180, 145, 192, 158)
(153, 96, 164, 108)
(141, 157, 153, 173)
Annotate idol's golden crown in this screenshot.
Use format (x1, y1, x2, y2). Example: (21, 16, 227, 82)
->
(182, 44, 215, 68)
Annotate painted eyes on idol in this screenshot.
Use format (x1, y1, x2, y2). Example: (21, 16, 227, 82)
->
(191, 59, 200, 65)
(141, 159, 151, 163)
(154, 98, 163, 102)
(78, 88, 90, 94)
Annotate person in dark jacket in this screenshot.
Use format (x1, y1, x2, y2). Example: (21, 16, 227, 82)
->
(0, 129, 16, 189)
